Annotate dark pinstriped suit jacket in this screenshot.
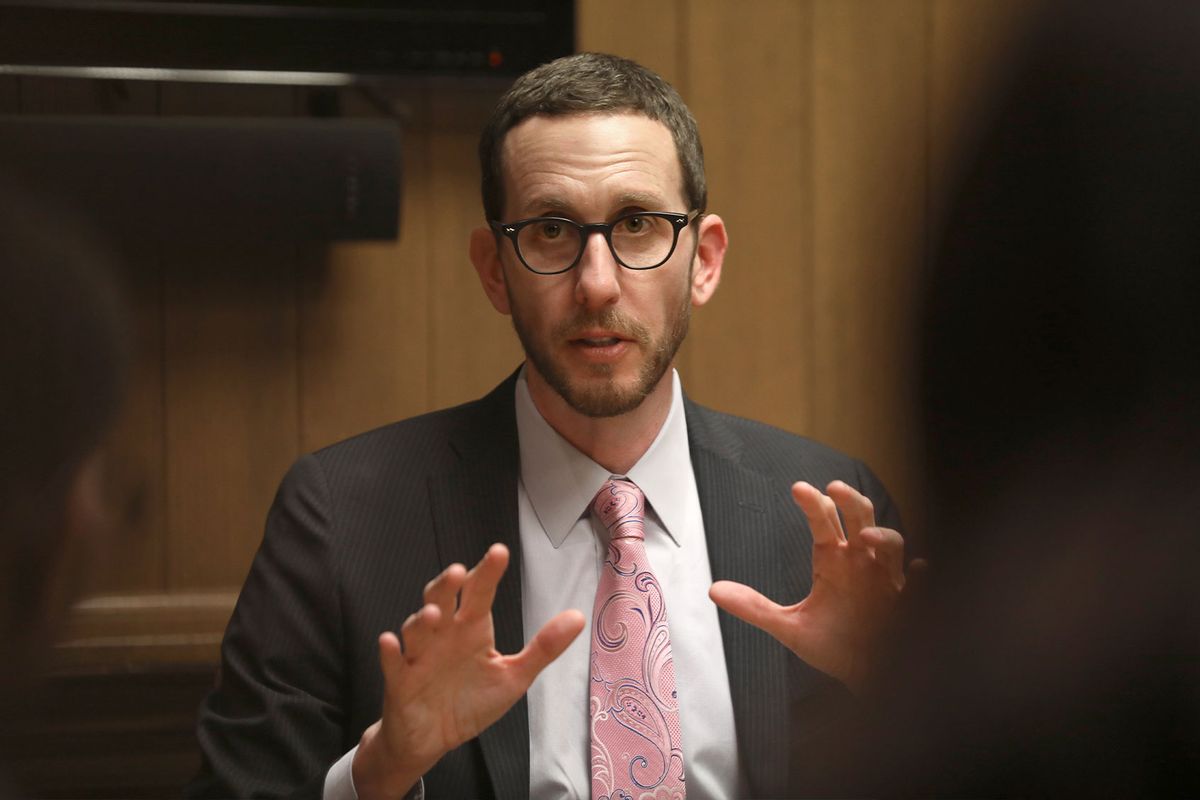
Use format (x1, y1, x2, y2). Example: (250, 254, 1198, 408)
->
(189, 371, 900, 799)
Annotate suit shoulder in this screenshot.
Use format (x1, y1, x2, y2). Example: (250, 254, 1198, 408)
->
(308, 391, 505, 482)
(688, 403, 863, 470)
(313, 401, 459, 456)
(686, 402, 902, 528)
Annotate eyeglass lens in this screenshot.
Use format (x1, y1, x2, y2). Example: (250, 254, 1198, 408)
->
(517, 215, 677, 273)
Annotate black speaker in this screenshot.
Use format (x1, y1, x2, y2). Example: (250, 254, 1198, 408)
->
(0, 116, 401, 242)
(0, 1, 574, 79)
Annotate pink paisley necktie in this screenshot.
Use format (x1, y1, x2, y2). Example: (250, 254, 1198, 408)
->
(589, 478, 685, 800)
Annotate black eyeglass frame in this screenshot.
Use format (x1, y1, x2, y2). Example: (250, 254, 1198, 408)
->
(489, 209, 701, 275)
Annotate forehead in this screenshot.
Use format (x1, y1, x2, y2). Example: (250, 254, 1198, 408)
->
(499, 112, 685, 218)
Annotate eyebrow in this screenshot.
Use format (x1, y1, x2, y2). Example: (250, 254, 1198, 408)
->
(522, 195, 573, 215)
(519, 190, 671, 219)
(613, 191, 668, 209)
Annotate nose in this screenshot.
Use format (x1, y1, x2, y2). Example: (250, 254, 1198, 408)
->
(573, 230, 622, 310)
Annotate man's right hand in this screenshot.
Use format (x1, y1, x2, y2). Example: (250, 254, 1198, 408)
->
(351, 543, 585, 800)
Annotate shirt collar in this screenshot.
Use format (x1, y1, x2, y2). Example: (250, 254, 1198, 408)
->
(515, 367, 692, 549)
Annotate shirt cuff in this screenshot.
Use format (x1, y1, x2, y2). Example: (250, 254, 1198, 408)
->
(323, 747, 359, 800)
(323, 745, 425, 800)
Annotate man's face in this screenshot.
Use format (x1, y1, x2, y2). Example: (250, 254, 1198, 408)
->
(493, 112, 698, 418)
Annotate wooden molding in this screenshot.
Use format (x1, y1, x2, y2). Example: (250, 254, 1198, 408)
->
(52, 591, 237, 672)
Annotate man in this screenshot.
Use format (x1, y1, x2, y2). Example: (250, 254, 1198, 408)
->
(191, 53, 907, 799)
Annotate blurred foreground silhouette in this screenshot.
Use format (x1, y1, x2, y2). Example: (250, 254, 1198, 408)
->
(803, 2, 1200, 796)
(0, 183, 130, 792)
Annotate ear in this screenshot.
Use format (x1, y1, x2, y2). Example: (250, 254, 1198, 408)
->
(39, 450, 108, 628)
(689, 213, 727, 308)
(470, 226, 511, 315)
(63, 450, 108, 554)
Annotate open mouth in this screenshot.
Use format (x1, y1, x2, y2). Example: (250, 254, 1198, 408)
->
(567, 332, 631, 360)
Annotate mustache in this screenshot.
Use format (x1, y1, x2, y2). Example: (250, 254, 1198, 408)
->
(554, 308, 651, 345)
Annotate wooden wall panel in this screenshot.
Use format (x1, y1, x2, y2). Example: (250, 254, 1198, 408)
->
(426, 84, 524, 408)
(162, 246, 301, 590)
(681, 0, 812, 434)
(810, 0, 927, 528)
(158, 84, 302, 590)
(54, 591, 235, 670)
(298, 87, 431, 452)
(576, 0, 685, 90)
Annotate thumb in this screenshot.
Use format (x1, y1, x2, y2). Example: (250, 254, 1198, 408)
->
(709, 580, 787, 640)
(510, 609, 586, 684)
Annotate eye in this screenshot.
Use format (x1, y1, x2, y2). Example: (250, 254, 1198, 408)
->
(536, 220, 563, 239)
(619, 215, 647, 234)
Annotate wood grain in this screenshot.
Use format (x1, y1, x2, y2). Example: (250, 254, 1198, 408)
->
(159, 83, 301, 589)
(576, 0, 685, 90)
(809, 0, 927, 528)
(681, 0, 813, 435)
(298, 86, 431, 452)
(53, 591, 235, 670)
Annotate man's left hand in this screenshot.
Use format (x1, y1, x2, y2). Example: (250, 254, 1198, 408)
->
(709, 480, 909, 693)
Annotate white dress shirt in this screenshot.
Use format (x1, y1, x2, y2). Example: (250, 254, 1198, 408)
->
(325, 369, 742, 799)
(517, 369, 741, 799)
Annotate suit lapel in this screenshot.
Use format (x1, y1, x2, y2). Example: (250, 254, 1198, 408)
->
(427, 375, 529, 800)
(421, 383, 825, 797)
(686, 400, 806, 797)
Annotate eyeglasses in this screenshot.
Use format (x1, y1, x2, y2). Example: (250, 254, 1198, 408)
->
(489, 209, 700, 275)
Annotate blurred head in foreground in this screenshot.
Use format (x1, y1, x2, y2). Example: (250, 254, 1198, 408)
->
(0, 183, 129, 704)
(815, 2, 1200, 795)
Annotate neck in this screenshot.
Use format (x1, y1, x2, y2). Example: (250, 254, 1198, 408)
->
(525, 365, 674, 475)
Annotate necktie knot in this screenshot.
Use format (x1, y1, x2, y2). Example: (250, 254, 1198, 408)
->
(592, 478, 646, 542)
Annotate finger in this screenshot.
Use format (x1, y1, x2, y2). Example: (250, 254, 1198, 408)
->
(458, 543, 510, 621)
(399, 603, 442, 657)
(792, 481, 845, 545)
(859, 527, 906, 587)
(423, 563, 467, 619)
(827, 481, 876, 544)
(509, 609, 586, 684)
(709, 580, 790, 643)
(378, 631, 408, 689)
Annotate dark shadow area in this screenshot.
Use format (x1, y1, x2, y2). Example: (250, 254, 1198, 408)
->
(798, 2, 1200, 796)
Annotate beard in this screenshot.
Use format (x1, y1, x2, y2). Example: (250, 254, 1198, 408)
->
(508, 279, 692, 418)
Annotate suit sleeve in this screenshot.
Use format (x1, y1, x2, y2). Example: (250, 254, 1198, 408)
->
(187, 454, 349, 799)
